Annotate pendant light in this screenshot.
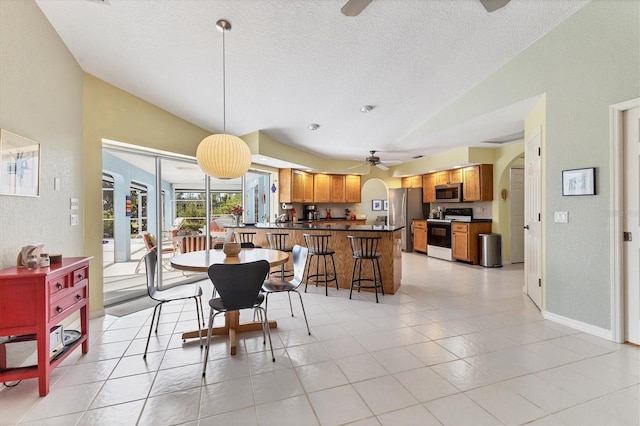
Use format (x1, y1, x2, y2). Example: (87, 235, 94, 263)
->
(196, 19, 252, 179)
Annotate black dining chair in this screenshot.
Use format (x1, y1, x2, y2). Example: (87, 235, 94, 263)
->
(202, 260, 273, 377)
(262, 245, 311, 335)
(142, 250, 204, 358)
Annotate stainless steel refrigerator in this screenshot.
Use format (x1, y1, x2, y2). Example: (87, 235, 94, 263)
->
(388, 188, 424, 252)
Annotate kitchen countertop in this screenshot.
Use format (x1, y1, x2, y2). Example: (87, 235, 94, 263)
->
(227, 223, 404, 232)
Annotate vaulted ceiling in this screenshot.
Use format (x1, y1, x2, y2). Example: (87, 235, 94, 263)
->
(36, 0, 588, 167)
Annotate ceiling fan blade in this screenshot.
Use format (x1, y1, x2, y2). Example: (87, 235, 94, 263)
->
(347, 162, 368, 170)
(341, 0, 373, 16)
(376, 163, 389, 171)
(479, 0, 510, 13)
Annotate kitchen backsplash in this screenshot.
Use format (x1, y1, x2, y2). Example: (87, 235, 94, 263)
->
(429, 201, 493, 220)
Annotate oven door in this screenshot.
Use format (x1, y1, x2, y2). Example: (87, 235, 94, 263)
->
(427, 221, 452, 248)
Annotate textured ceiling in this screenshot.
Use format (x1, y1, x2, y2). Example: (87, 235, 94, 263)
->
(36, 0, 588, 165)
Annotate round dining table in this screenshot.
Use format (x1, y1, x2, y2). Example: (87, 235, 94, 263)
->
(170, 247, 289, 355)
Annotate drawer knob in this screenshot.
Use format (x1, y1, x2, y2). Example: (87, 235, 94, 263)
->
(76, 294, 82, 301)
(77, 274, 84, 280)
(56, 282, 63, 290)
(56, 306, 63, 313)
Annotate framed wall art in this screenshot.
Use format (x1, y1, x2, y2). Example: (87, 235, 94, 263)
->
(0, 129, 40, 197)
(562, 167, 596, 196)
(372, 199, 382, 211)
(383, 200, 388, 211)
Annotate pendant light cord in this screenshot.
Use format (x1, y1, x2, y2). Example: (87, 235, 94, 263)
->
(222, 25, 226, 134)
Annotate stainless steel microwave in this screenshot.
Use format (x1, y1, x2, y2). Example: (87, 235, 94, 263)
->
(435, 183, 463, 202)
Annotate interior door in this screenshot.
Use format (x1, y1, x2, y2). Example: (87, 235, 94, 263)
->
(524, 128, 542, 309)
(510, 167, 525, 263)
(623, 106, 640, 344)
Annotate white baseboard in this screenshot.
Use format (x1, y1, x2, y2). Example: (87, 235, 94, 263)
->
(542, 310, 614, 341)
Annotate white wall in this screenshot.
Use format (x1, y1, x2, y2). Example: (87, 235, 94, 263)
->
(0, 0, 84, 268)
(399, 1, 640, 330)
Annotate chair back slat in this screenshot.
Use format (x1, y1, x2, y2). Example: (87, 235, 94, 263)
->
(235, 232, 256, 244)
(266, 233, 289, 250)
(303, 234, 332, 254)
(207, 260, 270, 311)
(348, 236, 380, 258)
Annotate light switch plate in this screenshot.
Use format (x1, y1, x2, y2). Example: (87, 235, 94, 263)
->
(554, 211, 568, 223)
(70, 214, 79, 226)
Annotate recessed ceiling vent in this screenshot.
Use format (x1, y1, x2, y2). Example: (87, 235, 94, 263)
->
(481, 130, 524, 144)
(412, 155, 423, 159)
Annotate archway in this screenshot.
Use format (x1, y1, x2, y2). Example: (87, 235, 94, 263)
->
(361, 178, 388, 224)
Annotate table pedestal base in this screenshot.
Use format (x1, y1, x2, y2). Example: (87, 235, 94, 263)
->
(181, 311, 277, 355)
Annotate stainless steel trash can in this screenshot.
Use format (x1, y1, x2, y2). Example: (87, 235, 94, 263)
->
(479, 233, 502, 267)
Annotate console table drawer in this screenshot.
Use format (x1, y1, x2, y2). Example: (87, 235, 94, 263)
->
(72, 266, 88, 285)
(49, 283, 87, 322)
(47, 275, 69, 301)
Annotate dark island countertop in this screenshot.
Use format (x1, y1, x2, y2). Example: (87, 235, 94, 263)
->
(227, 223, 404, 232)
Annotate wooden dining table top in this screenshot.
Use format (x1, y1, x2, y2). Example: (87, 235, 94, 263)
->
(170, 247, 289, 273)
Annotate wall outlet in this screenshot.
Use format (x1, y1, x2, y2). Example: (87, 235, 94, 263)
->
(554, 211, 568, 223)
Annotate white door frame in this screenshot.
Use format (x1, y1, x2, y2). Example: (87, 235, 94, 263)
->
(610, 97, 640, 343)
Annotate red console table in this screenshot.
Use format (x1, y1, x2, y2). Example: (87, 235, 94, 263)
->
(0, 257, 90, 396)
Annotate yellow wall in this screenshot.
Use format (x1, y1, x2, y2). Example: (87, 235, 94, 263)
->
(84, 75, 211, 314)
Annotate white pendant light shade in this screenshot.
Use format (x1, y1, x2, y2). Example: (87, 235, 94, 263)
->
(196, 133, 252, 179)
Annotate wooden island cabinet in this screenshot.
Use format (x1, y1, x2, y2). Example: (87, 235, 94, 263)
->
(0, 257, 91, 396)
(229, 223, 403, 295)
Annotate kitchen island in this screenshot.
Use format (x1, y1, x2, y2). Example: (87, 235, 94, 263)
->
(227, 223, 404, 295)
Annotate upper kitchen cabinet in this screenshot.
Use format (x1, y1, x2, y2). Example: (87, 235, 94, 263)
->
(435, 169, 463, 185)
(423, 173, 436, 202)
(345, 175, 361, 203)
(462, 164, 493, 201)
(279, 168, 314, 203)
(314, 174, 347, 203)
(331, 175, 347, 203)
(402, 176, 423, 188)
(313, 174, 331, 203)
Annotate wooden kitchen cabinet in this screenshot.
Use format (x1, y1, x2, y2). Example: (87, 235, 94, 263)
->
(413, 220, 427, 254)
(462, 164, 493, 201)
(452, 222, 492, 264)
(435, 169, 463, 185)
(331, 175, 346, 203)
(313, 174, 331, 203)
(423, 173, 436, 202)
(345, 175, 361, 203)
(279, 168, 314, 203)
(0, 257, 91, 396)
(402, 176, 423, 188)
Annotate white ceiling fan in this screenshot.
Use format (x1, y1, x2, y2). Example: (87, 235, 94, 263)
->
(349, 150, 401, 171)
(341, 0, 511, 16)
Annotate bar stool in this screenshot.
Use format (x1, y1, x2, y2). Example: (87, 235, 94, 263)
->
(303, 234, 338, 296)
(235, 231, 261, 247)
(347, 236, 384, 303)
(266, 232, 294, 280)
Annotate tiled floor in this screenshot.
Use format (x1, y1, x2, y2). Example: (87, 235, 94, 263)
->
(1, 253, 638, 425)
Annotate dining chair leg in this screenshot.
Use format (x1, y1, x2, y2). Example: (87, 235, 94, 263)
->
(257, 306, 275, 362)
(295, 291, 311, 335)
(155, 303, 163, 333)
(202, 310, 218, 377)
(287, 292, 294, 317)
(194, 297, 203, 348)
(144, 303, 161, 359)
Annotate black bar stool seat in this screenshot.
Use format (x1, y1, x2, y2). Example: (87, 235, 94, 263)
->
(303, 234, 338, 296)
(348, 236, 384, 303)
